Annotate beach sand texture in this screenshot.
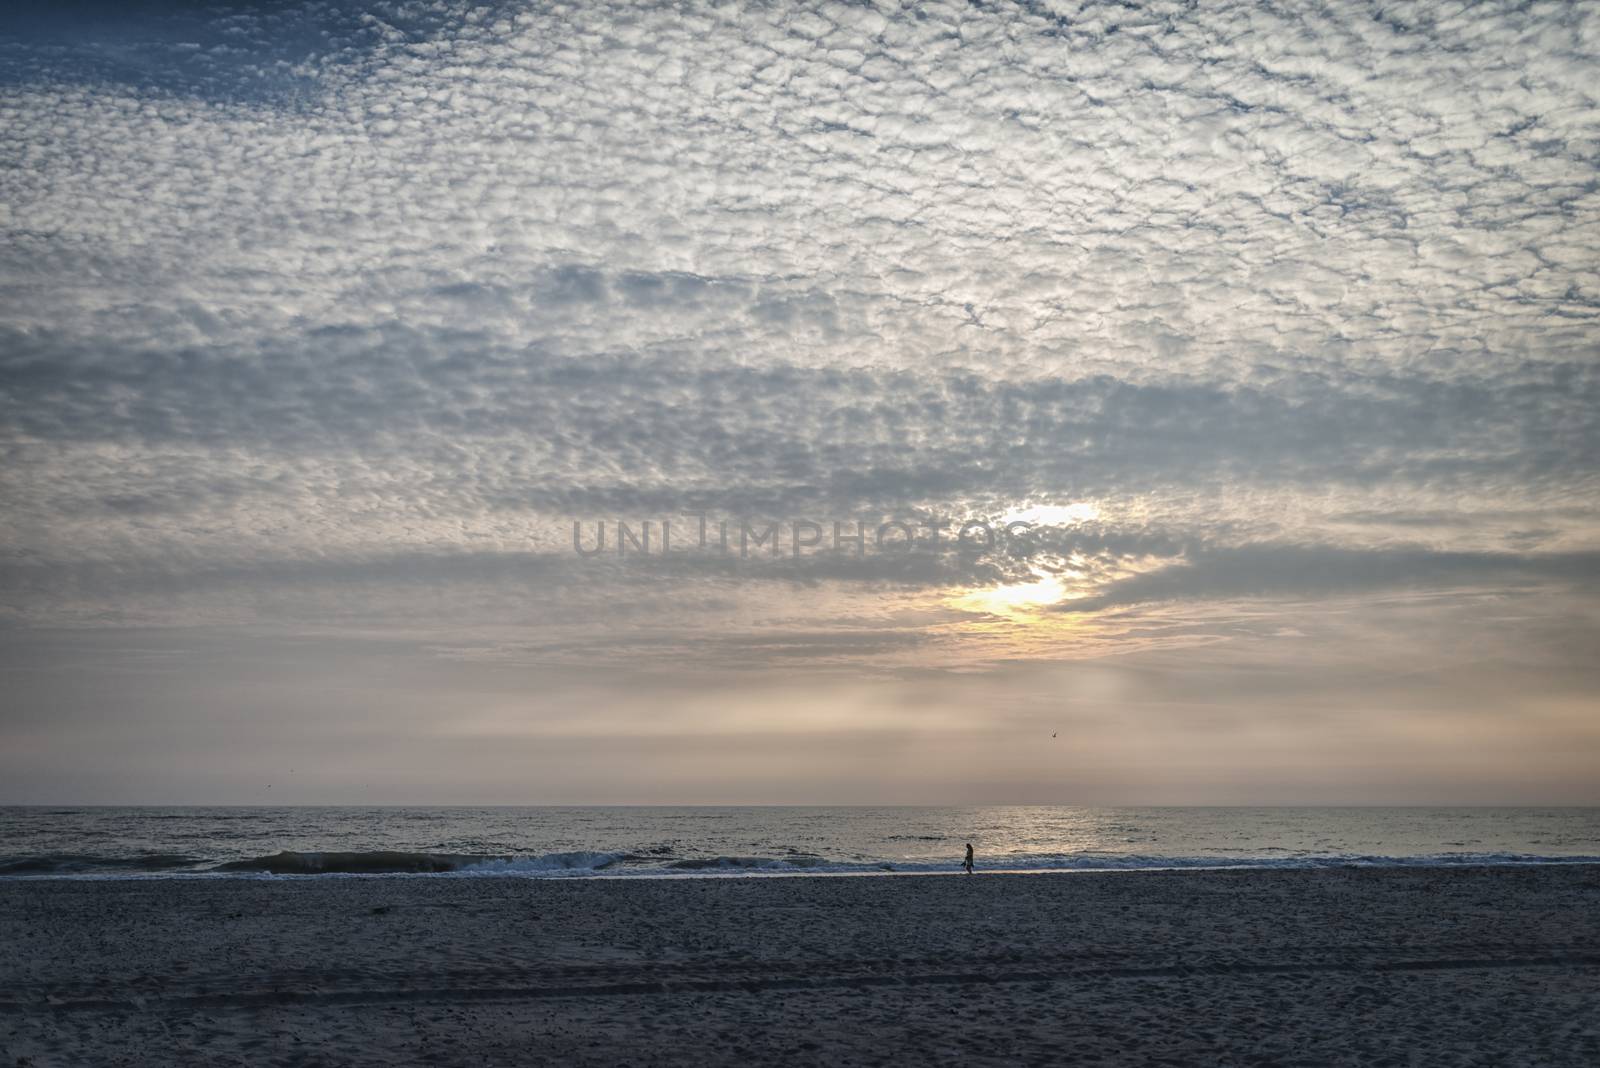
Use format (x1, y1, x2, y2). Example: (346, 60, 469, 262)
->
(3, 866, 1599, 1066)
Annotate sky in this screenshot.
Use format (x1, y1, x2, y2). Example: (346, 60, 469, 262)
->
(1, 0, 1597, 805)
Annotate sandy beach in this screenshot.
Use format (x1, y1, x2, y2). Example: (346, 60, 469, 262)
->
(2, 865, 1598, 1066)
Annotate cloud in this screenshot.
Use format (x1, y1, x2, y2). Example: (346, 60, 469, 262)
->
(3, 0, 1596, 594)
(1, 1, 1597, 799)
(1054, 544, 1600, 613)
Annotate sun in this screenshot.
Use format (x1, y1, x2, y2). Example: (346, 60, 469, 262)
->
(954, 575, 1069, 618)
(1001, 502, 1101, 527)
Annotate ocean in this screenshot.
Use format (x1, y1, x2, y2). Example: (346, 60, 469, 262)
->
(3, 805, 1598, 878)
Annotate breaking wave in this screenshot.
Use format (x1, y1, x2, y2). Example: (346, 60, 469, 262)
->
(215, 850, 494, 874)
(456, 852, 626, 874)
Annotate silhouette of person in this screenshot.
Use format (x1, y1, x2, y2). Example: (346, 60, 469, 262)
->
(963, 842, 974, 875)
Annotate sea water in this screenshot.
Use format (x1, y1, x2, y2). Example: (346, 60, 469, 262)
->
(2, 806, 1598, 878)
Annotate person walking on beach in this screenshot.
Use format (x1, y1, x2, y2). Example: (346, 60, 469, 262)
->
(963, 842, 974, 875)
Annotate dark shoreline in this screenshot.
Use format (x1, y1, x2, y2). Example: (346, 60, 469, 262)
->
(5, 864, 1599, 1065)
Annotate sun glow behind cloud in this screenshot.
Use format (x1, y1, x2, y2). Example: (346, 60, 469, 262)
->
(954, 575, 1071, 618)
(1001, 503, 1103, 528)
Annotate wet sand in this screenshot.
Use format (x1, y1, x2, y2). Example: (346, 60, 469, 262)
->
(3, 865, 1599, 1066)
